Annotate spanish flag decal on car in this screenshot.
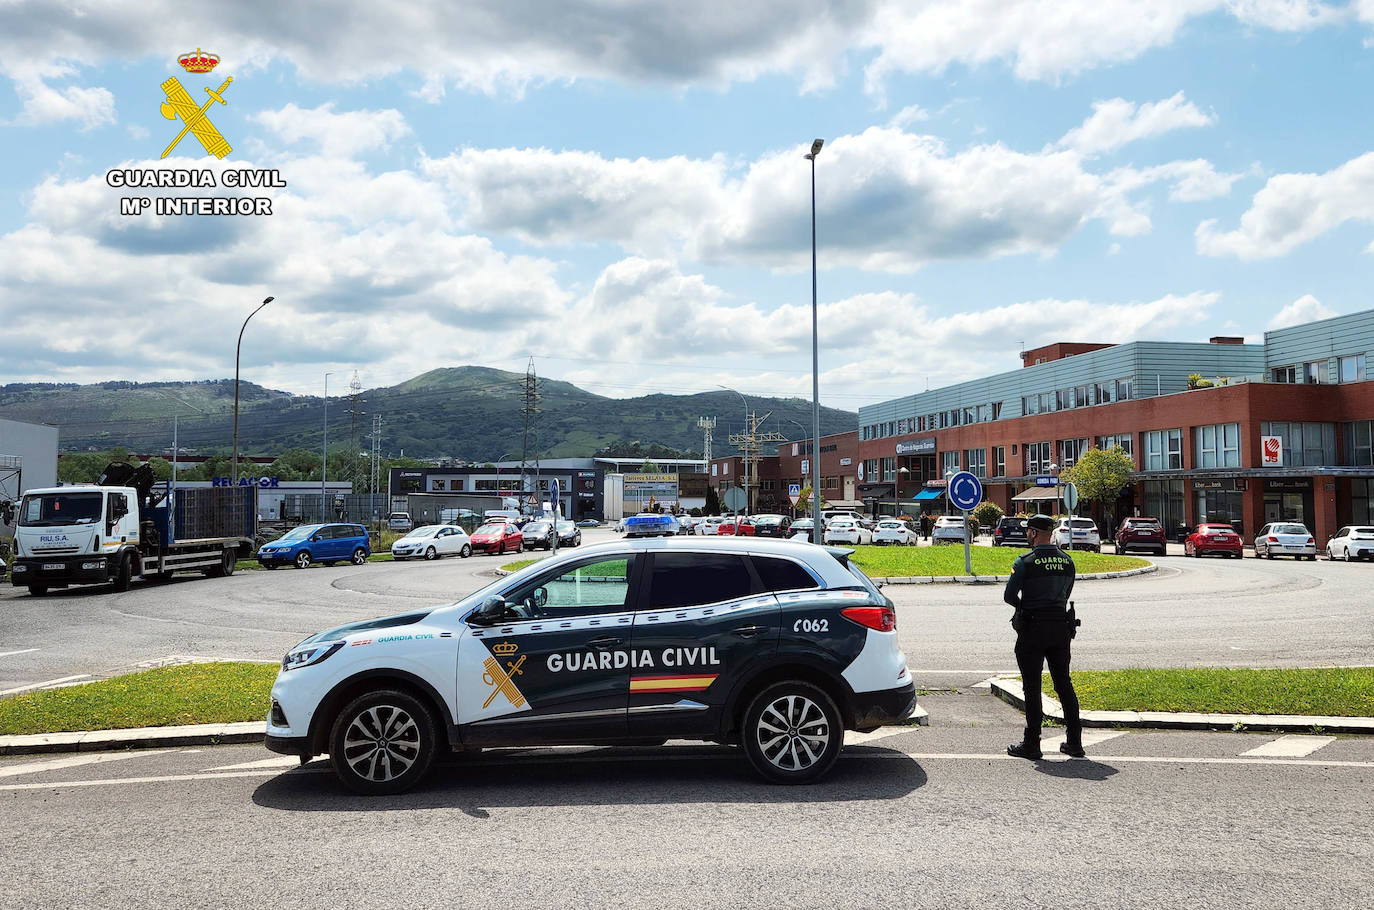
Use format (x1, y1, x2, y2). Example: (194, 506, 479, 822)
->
(630, 673, 718, 693)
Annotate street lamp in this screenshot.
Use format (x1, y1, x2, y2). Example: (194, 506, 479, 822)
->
(718, 385, 749, 516)
(322, 371, 336, 521)
(896, 465, 909, 515)
(232, 296, 273, 483)
(805, 137, 824, 544)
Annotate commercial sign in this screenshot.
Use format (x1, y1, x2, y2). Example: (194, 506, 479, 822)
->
(624, 472, 678, 508)
(212, 476, 280, 487)
(896, 438, 936, 455)
(1193, 479, 1247, 491)
(839, 458, 852, 466)
(1264, 478, 1312, 491)
(1261, 436, 1283, 467)
(1035, 475, 1057, 487)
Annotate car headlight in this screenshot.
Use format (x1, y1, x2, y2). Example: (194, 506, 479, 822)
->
(281, 640, 345, 672)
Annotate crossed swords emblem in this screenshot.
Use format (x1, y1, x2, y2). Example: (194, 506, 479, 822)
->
(482, 654, 527, 709)
(159, 75, 233, 159)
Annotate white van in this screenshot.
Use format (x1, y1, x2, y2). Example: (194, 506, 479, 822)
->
(483, 509, 522, 523)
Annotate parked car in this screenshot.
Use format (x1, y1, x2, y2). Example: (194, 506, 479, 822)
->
(823, 517, 871, 545)
(931, 515, 968, 545)
(391, 525, 471, 561)
(992, 516, 1030, 548)
(1254, 523, 1316, 560)
(555, 520, 582, 547)
(258, 523, 370, 569)
(751, 514, 793, 539)
(872, 519, 917, 546)
(789, 517, 823, 541)
(520, 519, 556, 550)
(717, 517, 757, 537)
(387, 512, 413, 532)
(676, 516, 699, 535)
(624, 513, 680, 538)
(1183, 523, 1243, 558)
(575, 519, 601, 528)
(469, 521, 523, 556)
(1053, 518, 1101, 552)
(1115, 517, 1167, 555)
(696, 516, 726, 536)
(1326, 526, 1374, 561)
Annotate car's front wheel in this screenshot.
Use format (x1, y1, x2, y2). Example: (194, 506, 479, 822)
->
(328, 689, 437, 795)
(424, 546, 437, 561)
(741, 681, 843, 784)
(295, 551, 312, 569)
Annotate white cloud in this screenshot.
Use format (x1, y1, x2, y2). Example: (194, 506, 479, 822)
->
(1225, 0, 1345, 30)
(1196, 152, 1374, 258)
(1268, 293, 1335, 329)
(253, 103, 411, 157)
(6, 74, 115, 129)
(1057, 92, 1214, 156)
(1109, 159, 1246, 202)
(888, 104, 930, 128)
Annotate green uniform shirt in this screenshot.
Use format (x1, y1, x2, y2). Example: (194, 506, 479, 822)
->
(1003, 544, 1076, 612)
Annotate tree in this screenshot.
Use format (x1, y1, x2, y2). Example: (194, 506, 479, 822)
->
(1061, 446, 1135, 529)
(705, 486, 721, 515)
(795, 486, 828, 513)
(640, 460, 661, 473)
(973, 501, 1004, 530)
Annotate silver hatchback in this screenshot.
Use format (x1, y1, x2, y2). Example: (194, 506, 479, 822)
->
(1255, 522, 1316, 560)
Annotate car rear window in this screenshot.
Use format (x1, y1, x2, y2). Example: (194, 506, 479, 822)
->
(1274, 524, 1308, 535)
(646, 553, 754, 608)
(1071, 519, 1096, 528)
(752, 557, 819, 593)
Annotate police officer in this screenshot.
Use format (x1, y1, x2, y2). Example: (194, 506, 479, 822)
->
(1002, 513, 1084, 759)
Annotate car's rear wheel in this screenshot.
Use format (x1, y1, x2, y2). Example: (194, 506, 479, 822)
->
(329, 689, 437, 795)
(295, 551, 312, 569)
(741, 681, 843, 784)
(424, 546, 437, 561)
(352, 548, 368, 566)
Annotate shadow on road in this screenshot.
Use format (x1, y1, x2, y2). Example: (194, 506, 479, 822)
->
(1032, 758, 1118, 782)
(252, 746, 927, 813)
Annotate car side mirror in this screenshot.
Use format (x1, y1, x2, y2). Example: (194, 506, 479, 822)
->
(472, 594, 507, 624)
(311, 534, 323, 542)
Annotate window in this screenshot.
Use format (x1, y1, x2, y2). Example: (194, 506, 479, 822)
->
(941, 451, 960, 476)
(508, 556, 637, 616)
(1097, 434, 1134, 457)
(1195, 423, 1240, 468)
(760, 479, 776, 491)
(1056, 389, 1072, 411)
(993, 446, 1006, 478)
(1074, 385, 1090, 408)
(1304, 360, 1330, 384)
(991, 401, 1003, 420)
(1340, 354, 1366, 383)
(1025, 441, 1051, 475)
(1344, 421, 1372, 466)
(1039, 392, 1053, 414)
(1354, 479, 1372, 525)
(963, 407, 975, 425)
(1022, 395, 1038, 416)
(1116, 378, 1133, 401)
(1058, 438, 1089, 468)
(864, 459, 879, 482)
(823, 476, 839, 490)
(646, 553, 751, 609)
(1272, 366, 1296, 384)
(1143, 429, 1183, 471)
(882, 457, 895, 482)
(1095, 382, 1112, 405)
(1261, 422, 1336, 466)
(965, 448, 987, 478)
(752, 557, 819, 594)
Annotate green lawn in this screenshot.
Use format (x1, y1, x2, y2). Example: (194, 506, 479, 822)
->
(850, 545, 1149, 577)
(1042, 667, 1374, 717)
(0, 662, 279, 735)
(500, 557, 545, 572)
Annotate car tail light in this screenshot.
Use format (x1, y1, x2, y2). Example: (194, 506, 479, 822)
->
(1267, 536, 1279, 542)
(842, 606, 896, 632)
(1306, 537, 1314, 544)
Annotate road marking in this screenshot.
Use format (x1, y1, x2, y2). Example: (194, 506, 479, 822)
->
(0, 649, 39, 659)
(844, 728, 912, 746)
(203, 755, 303, 771)
(0, 675, 91, 697)
(1040, 730, 1127, 752)
(0, 748, 182, 779)
(1240, 734, 1337, 758)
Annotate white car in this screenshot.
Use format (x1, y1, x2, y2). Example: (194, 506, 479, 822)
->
(872, 520, 917, 546)
(931, 516, 968, 544)
(1054, 518, 1101, 552)
(1255, 522, 1316, 560)
(387, 512, 414, 532)
(1326, 526, 1374, 561)
(696, 516, 726, 536)
(390, 525, 471, 560)
(823, 517, 872, 545)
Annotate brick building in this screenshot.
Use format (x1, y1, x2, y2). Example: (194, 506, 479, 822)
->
(857, 308, 1374, 544)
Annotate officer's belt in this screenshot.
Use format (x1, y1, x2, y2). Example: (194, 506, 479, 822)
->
(1016, 608, 1071, 622)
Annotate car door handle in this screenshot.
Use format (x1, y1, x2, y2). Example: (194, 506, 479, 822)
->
(731, 625, 768, 638)
(588, 636, 622, 649)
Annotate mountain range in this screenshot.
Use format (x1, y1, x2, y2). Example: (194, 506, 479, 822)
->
(0, 367, 858, 461)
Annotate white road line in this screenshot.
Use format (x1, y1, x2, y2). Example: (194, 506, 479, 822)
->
(0, 748, 182, 779)
(1040, 730, 1127, 752)
(1240, 734, 1338, 758)
(0, 649, 40, 659)
(203, 755, 303, 772)
(0, 675, 90, 697)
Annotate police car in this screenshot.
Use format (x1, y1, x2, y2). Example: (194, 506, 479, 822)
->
(266, 537, 915, 794)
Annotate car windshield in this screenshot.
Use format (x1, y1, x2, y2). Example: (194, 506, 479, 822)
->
(278, 525, 318, 541)
(18, 492, 102, 526)
(403, 527, 439, 539)
(557, 521, 574, 532)
(1274, 524, 1308, 535)
(525, 521, 551, 533)
(1126, 520, 1161, 528)
(474, 523, 507, 535)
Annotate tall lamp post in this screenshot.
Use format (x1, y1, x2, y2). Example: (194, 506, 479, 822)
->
(322, 371, 336, 522)
(233, 296, 273, 484)
(804, 138, 824, 543)
(717, 385, 750, 516)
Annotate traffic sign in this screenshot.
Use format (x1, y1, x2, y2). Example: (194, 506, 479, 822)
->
(948, 471, 983, 511)
(1062, 481, 1079, 513)
(788, 483, 801, 507)
(723, 486, 746, 511)
(549, 479, 560, 515)
(1035, 475, 1057, 487)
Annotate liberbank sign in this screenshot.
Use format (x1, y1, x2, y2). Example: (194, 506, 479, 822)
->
(895, 438, 936, 455)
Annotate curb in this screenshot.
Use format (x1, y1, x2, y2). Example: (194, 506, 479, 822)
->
(878, 564, 1157, 585)
(0, 721, 264, 756)
(990, 677, 1374, 735)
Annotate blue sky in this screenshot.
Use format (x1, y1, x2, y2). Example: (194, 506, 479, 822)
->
(2, 0, 1373, 410)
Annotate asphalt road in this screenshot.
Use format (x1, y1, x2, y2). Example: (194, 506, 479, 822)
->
(1, 693, 1370, 909)
(2, 529, 1371, 692)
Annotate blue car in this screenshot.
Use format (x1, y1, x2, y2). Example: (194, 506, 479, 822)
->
(257, 523, 370, 569)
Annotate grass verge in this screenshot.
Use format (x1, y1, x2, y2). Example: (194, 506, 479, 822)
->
(1042, 667, 1374, 717)
(850, 545, 1148, 577)
(0, 662, 278, 735)
(500, 558, 545, 572)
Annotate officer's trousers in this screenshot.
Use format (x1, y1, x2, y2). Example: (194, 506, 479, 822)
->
(1014, 622, 1081, 744)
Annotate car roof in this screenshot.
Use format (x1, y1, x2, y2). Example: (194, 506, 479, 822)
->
(510, 535, 858, 583)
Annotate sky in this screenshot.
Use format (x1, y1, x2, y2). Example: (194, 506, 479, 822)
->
(2, 0, 1374, 412)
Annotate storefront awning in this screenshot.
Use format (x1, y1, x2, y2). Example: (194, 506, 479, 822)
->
(823, 499, 865, 509)
(1011, 487, 1061, 502)
(912, 488, 945, 501)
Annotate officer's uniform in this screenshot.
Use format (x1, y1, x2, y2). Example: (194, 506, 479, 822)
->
(1002, 515, 1083, 759)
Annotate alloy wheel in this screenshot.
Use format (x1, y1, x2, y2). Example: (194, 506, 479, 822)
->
(755, 693, 830, 772)
(341, 704, 421, 783)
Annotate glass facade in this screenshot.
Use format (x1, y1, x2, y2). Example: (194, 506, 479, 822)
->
(1194, 423, 1240, 468)
(1143, 479, 1186, 533)
(1260, 422, 1336, 467)
(1143, 429, 1183, 471)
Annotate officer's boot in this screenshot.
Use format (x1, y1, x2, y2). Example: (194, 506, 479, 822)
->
(1006, 730, 1042, 760)
(1059, 727, 1086, 758)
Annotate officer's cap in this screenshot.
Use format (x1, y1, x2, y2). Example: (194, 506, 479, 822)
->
(1025, 514, 1056, 532)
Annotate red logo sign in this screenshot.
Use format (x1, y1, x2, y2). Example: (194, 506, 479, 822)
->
(1262, 436, 1282, 465)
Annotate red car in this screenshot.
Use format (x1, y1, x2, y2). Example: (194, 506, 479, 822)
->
(469, 521, 523, 555)
(716, 517, 757, 536)
(1115, 517, 1167, 555)
(1184, 523, 1243, 558)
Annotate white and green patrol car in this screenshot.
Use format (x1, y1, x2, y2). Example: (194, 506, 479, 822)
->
(266, 537, 915, 794)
